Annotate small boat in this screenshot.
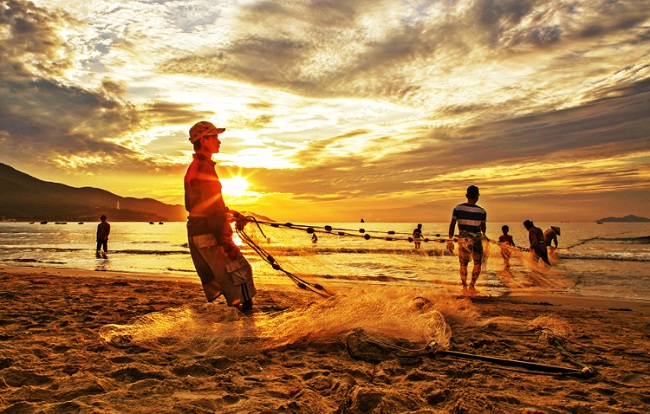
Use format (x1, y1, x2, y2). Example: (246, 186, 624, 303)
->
(159, 221, 164, 225)
(78, 222, 84, 225)
(149, 221, 154, 224)
(40, 221, 48, 224)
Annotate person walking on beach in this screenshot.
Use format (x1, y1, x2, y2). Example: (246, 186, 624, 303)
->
(412, 223, 423, 249)
(523, 220, 551, 266)
(447, 185, 487, 294)
(96, 215, 110, 258)
(498, 225, 515, 269)
(184, 121, 255, 313)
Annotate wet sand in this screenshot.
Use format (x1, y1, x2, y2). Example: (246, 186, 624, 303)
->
(1, 265, 649, 413)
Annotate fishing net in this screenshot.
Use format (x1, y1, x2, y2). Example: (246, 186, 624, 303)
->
(99, 286, 462, 359)
(475, 315, 574, 341)
(100, 219, 578, 369)
(233, 219, 572, 294)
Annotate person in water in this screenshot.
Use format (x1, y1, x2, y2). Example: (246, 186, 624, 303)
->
(544, 226, 560, 260)
(447, 185, 487, 293)
(498, 225, 515, 269)
(523, 220, 551, 266)
(412, 223, 423, 249)
(184, 121, 255, 313)
(96, 215, 110, 258)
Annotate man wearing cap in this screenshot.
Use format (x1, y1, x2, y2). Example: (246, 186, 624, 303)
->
(447, 185, 488, 294)
(184, 121, 255, 313)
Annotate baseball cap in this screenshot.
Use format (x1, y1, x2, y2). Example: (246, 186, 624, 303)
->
(189, 121, 225, 143)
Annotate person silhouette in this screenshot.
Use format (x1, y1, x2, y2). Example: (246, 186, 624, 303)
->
(412, 224, 423, 249)
(447, 185, 488, 294)
(184, 121, 256, 313)
(523, 220, 551, 266)
(95, 215, 110, 259)
(498, 225, 515, 269)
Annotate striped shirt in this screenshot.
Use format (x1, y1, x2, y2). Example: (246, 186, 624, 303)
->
(452, 203, 487, 235)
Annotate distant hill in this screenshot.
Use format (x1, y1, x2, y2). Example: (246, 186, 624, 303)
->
(0, 163, 186, 222)
(595, 215, 650, 223)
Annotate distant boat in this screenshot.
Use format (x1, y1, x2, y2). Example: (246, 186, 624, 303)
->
(149, 221, 154, 224)
(159, 221, 164, 225)
(78, 222, 84, 224)
(55, 221, 67, 225)
(40, 221, 47, 224)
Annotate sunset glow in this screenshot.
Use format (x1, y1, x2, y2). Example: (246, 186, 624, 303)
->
(220, 177, 251, 198)
(0, 0, 648, 222)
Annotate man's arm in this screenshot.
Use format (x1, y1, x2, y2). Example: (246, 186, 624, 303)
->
(447, 219, 456, 253)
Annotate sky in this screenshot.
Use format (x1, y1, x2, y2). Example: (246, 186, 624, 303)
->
(1, 0, 649, 223)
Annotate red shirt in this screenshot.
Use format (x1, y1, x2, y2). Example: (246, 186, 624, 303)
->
(184, 153, 231, 239)
(498, 234, 514, 246)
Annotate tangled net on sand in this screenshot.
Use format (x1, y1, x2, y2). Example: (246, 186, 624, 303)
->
(99, 287, 466, 358)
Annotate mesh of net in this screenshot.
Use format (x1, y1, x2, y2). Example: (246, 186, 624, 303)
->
(99, 220, 575, 361)
(234, 220, 572, 292)
(99, 287, 465, 358)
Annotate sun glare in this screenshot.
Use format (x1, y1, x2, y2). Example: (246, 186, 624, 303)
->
(221, 177, 250, 197)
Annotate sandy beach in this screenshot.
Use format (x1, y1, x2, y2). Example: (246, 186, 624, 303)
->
(1, 265, 649, 414)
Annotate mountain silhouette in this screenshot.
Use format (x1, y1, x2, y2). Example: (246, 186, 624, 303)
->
(0, 163, 186, 222)
(595, 215, 650, 223)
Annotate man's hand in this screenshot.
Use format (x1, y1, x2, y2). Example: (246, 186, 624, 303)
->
(446, 240, 455, 253)
(235, 218, 247, 231)
(230, 210, 248, 231)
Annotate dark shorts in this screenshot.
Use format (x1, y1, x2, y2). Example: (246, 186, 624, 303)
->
(458, 236, 483, 265)
(96, 240, 108, 252)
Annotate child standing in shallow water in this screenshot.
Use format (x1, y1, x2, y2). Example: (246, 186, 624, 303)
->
(498, 225, 515, 269)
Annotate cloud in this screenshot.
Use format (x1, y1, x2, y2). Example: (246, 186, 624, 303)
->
(245, 78, 650, 204)
(0, 1, 143, 169)
(0, 0, 648, 221)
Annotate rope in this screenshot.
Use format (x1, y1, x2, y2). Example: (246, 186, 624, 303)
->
(534, 327, 597, 376)
(254, 220, 450, 244)
(346, 328, 595, 377)
(237, 216, 333, 297)
(255, 220, 534, 253)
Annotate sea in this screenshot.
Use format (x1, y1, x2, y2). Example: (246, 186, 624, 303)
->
(1, 221, 649, 302)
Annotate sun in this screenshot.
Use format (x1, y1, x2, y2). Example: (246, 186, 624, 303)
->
(220, 176, 250, 197)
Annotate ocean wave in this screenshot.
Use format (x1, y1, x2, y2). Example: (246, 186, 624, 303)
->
(1, 258, 66, 265)
(0, 247, 190, 255)
(598, 235, 650, 244)
(116, 249, 188, 255)
(166, 267, 195, 273)
(559, 253, 650, 262)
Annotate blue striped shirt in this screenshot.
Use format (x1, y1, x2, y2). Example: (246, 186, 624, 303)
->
(452, 203, 487, 234)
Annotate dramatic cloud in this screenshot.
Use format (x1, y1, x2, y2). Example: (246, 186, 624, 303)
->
(0, 0, 648, 221)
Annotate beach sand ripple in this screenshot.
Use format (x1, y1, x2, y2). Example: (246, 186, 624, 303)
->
(1, 268, 649, 413)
